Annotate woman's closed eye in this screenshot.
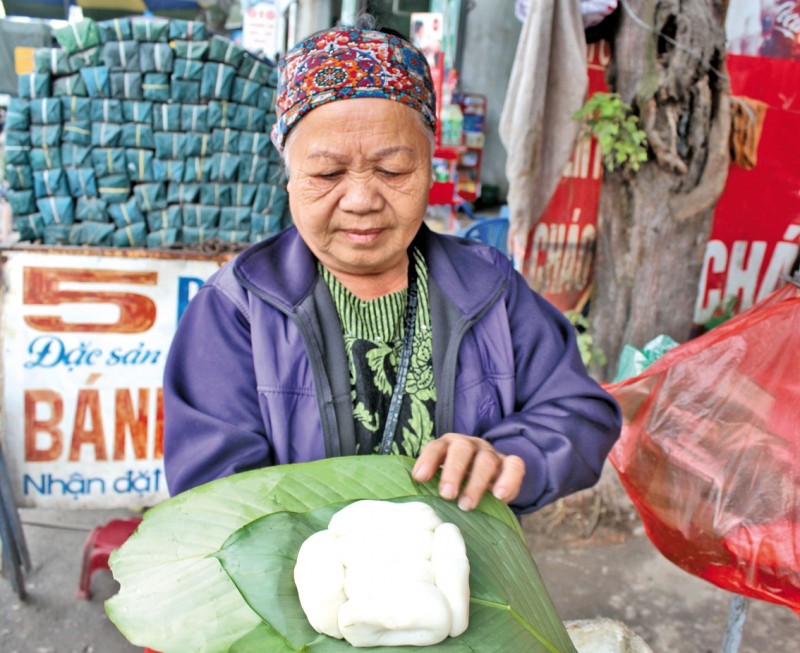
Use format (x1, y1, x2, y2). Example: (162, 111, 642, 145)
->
(316, 170, 344, 180)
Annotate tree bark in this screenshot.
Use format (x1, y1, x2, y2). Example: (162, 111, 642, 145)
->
(590, 0, 731, 380)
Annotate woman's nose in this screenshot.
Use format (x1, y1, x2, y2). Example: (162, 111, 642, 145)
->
(338, 175, 384, 214)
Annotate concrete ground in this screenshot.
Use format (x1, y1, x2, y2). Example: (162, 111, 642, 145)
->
(1, 500, 796, 653)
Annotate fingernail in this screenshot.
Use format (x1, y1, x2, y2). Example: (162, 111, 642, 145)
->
(493, 486, 508, 501)
(440, 482, 457, 500)
(412, 462, 429, 480)
(458, 496, 475, 511)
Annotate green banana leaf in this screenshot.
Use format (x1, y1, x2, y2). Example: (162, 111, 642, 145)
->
(106, 456, 577, 653)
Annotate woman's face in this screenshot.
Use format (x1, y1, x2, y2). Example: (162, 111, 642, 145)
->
(285, 98, 433, 285)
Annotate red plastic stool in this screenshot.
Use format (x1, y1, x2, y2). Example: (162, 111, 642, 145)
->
(77, 516, 142, 600)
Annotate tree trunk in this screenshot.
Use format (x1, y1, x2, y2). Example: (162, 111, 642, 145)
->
(590, 0, 731, 380)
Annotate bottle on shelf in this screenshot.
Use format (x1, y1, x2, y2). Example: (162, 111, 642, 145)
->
(439, 69, 463, 147)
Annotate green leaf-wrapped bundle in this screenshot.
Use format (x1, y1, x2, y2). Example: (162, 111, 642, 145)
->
(133, 182, 167, 212)
(238, 131, 272, 157)
(5, 164, 33, 191)
(174, 58, 204, 81)
(33, 48, 71, 76)
(219, 206, 251, 231)
(92, 147, 127, 176)
(60, 96, 90, 121)
(97, 174, 131, 203)
(8, 189, 37, 216)
(208, 35, 246, 68)
(33, 168, 69, 198)
(103, 41, 141, 71)
(91, 122, 122, 147)
(125, 149, 156, 182)
(91, 98, 123, 122)
(201, 63, 236, 101)
(5, 130, 30, 148)
(43, 224, 71, 244)
(154, 132, 188, 160)
(152, 102, 181, 131)
(112, 223, 147, 247)
(210, 127, 240, 153)
(108, 196, 144, 228)
(62, 121, 92, 147)
(253, 183, 288, 216)
(238, 53, 275, 86)
(230, 76, 261, 107)
(173, 40, 209, 61)
(180, 104, 209, 132)
(210, 153, 241, 183)
(30, 98, 62, 124)
(170, 79, 200, 104)
(98, 18, 132, 43)
(146, 206, 181, 231)
(66, 167, 98, 198)
(207, 100, 239, 129)
(250, 212, 284, 237)
(61, 143, 92, 167)
(52, 74, 88, 97)
(106, 457, 578, 653)
(183, 157, 212, 183)
(232, 105, 266, 132)
(14, 214, 45, 241)
(37, 196, 75, 225)
(169, 19, 206, 42)
(122, 100, 154, 123)
(142, 73, 170, 102)
(181, 225, 218, 244)
(80, 66, 111, 97)
(18, 73, 51, 99)
(152, 159, 185, 182)
(6, 98, 30, 131)
(69, 221, 114, 246)
(257, 86, 276, 112)
(69, 46, 103, 71)
(75, 197, 109, 222)
(139, 43, 174, 73)
(132, 18, 169, 43)
(183, 204, 220, 228)
(238, 155, 270, 184)
(166, 181, 200, 204)
(217, 228, 249, 244)
(110, 72, 143, 99)
(146, 227, 181, 249)
(54, 18, 100, 54)
(199, 182, 231, 206)
(120, 123, 155, 149)
(31, 125, 63, 148)
(30, 146, 61, 170)
(228, 182, 257, 207)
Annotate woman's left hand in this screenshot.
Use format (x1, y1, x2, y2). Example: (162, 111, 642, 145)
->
(411, 433, 526, 511)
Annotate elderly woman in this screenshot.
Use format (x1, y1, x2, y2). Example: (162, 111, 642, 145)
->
(163, 23, 621, 514)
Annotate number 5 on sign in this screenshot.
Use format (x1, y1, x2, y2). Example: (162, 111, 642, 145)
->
(23, 268, 158, 333)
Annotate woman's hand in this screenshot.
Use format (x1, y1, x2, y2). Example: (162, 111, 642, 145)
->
(411, 433, 526, 511)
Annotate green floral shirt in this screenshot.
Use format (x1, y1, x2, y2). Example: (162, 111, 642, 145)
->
(320, 249, 437, 457)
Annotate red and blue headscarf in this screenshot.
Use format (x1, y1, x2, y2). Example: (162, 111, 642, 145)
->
(270, 28, 437, 153)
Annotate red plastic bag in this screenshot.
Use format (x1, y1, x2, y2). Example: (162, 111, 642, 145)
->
(605, 279, 800, 613)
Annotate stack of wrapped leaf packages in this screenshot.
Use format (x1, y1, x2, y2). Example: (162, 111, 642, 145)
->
(5, 17, 289, 248)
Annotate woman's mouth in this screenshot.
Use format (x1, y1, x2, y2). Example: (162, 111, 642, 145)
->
(342, 228, 384, 244)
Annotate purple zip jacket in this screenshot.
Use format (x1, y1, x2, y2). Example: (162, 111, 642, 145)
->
(163, 224, 621, 513)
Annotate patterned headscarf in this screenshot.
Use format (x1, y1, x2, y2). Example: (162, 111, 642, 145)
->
(270, 27, 437, 153)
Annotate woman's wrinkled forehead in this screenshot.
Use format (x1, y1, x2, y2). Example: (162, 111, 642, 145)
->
(270, 28, 437, 153)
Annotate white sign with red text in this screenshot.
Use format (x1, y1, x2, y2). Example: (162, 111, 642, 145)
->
(1, 249, 223, 508)
(242, 0, 280, 57)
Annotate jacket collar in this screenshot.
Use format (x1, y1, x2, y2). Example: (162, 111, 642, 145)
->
(233, 224, 507, 319)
